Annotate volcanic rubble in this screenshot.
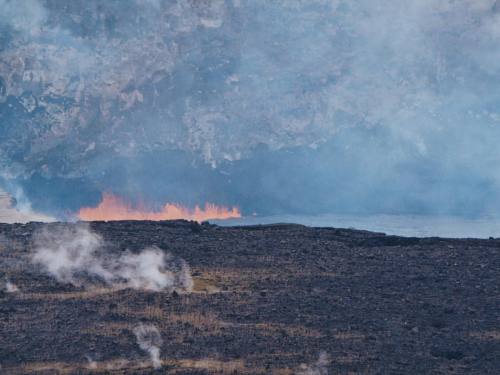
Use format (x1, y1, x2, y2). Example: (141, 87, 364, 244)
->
(0, 220, 498, 374)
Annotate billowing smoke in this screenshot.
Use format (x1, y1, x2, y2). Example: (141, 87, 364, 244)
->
(2, 1, 500, 218)
(32, 225, 193, 292)
(133, 324, 163, 369)
(296, 351, 330, 375)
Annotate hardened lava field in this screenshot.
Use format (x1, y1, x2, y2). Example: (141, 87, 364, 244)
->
(0, 220, 499, 374)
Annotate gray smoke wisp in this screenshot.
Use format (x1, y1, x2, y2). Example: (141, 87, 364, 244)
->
(32, 225, 193, 292)
(133, 324, 163, 369)
(296, 351, 330, 375)
(85, 355, 98, 370)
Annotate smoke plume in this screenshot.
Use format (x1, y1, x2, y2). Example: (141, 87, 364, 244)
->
(133, 324, 163, 369)
(32, 225, 193, 292)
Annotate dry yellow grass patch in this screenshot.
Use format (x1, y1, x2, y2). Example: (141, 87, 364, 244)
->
(222, 321, 324, 338)
(143, 304, 166, 319)
(192, 277, 221, 293)
(332, 331, 365, 340)
(19, 276, 221, 303)
(7, 358, 154, 374)
(80, 309, 224, 337)
(257, 323, 323, 338)
(167, 311, 223, 330)
(199, 266, 337, 293)
(103, 302, 165, 320)
(5, 357, 267, 375)
(179, 358, 246, 372)
(333, 354, 361, 365)
(8, 361, 76, 374)
(114, 303, 221, 323)
(19, 287, 118, 301)
(198, 267, 278, 289)
(80, 321, 131, 337)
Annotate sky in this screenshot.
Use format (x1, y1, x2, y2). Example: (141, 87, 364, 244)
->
(1, 0, 500, 219)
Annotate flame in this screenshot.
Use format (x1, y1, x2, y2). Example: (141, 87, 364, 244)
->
(78, 193, 241, 222)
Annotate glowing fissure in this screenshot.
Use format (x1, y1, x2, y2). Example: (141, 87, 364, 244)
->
(77, 193, 241, 222)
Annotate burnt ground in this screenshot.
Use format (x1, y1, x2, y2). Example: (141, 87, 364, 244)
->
(0, 220, 498, 374)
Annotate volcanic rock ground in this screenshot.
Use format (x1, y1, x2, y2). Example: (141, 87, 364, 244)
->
(0, 220, 498, 374)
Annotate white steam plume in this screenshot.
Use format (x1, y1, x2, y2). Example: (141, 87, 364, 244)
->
(297, 351, 330, 375)
(1, 278, 19, 293)
(85, 355, 97, 370)
(32, 225, 193, 292)
(5, 280, 19, 293)
(134, 324, 163, 369)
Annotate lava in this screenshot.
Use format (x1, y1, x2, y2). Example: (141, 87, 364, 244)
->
(77, 193, 241, 222)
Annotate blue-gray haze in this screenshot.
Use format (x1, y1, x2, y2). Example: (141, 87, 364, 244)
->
(1, 0, 500, 218)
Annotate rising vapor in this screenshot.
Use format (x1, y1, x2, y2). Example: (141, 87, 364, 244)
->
(296, 351, 330, 375)
(133, 324, 163, 369)
(32, 225, 193, 292)
(1, 277, 19, 293)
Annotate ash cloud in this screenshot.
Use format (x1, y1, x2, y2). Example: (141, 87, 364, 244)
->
(133, 324, 163, 369)
(32, 225, 193, 292)
(2, 1, 500, 218)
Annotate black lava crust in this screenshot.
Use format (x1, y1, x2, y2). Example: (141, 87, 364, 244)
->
(0, 220, 498, 374)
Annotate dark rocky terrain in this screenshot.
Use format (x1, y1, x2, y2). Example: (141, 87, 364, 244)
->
(0, 220, 499, 374)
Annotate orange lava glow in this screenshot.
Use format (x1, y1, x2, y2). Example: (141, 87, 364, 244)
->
(78, 193, 241, 222)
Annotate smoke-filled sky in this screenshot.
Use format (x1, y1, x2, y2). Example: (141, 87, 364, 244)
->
(2, 0, 500, 219)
